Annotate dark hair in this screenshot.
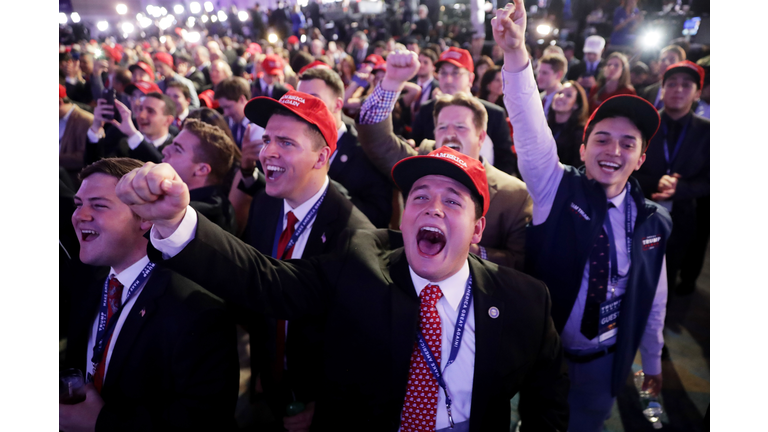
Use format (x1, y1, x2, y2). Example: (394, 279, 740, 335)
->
(185, 108, 235, 143)
(213, 76, 252, 102)
(299, 67, 345, 99)
(145, 92, 177, 118)
(114, 68, 133, 87)
(547, 80, 589, 127)
(433, 92, 488, 132)
(290, 50, 315, 75)
(175, 52, 193, 65)
(478, 67, 502, 103)
(183, 118, 242, 184)
(539, 53, 568, 75)
(79, 157, 144, 182)
(165, 80, 191, 101)
(595, 52, 633, 93)
(270, 107, 326, 151)
(420, 48, 438, 65)
(473, 55, 495, 92)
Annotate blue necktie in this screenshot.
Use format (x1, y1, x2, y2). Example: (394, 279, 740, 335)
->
(581, 224, 611, 340)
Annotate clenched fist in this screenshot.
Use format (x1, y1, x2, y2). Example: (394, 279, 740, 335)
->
(381, 50, 420, 92)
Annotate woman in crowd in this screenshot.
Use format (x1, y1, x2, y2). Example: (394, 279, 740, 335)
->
(338, 55, 357, 88)
(588, 51, 635, 113)
(478, 66, 504, 107)
(547, 80, 589, 167)
(472, 55, 495, 96)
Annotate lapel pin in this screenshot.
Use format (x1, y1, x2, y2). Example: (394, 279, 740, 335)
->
(340, 154, 348, 163)
(140, 308, 146, 317)
(321, 233, 327, 243)
(488, 307, 500, 319)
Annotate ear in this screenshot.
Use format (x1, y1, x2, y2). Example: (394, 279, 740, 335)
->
(313, 145, 332, 169)
(468, 72, 475, 84)
(471, 216, 486, 245)
(634, 152, 647, 171)
(579, 143, 586, 162)
(334, 97, 344, 115)
(164, 114, 175, 127)
(238, 95, 248, 105)
(139, 219, 154, 231)
(194, 163, 212, 177)
(477, 129, 488, 150)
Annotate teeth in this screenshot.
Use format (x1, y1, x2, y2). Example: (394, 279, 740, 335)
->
(599, 161, 620, 168)
(82, 230, 97, 235)
(420, 226, 444, 235)
(266, 165, 285, 172)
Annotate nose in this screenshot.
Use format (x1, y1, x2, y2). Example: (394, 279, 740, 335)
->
(73, 205, 92, 223)
(260, 140, 278, 159)
(424, 202, 446, 218)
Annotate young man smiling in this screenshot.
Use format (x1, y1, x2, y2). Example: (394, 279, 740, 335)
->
(115, 121, 569, 430)
(492, 2, 671, 431)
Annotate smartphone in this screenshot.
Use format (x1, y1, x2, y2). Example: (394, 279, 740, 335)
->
(101, 88, 116, 121)
(249, 123, 265, 142)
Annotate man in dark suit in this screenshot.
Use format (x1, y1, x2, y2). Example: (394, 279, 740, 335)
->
(566, 35, 605, 93)
(633, 61, 709, 294)
(86, 84, 176, 164)
(60, 158, 239, 431)
(411, 48, 518, 177)
(410, 48, 440, 116)
(251, 54, 290, 100)
(117, 130, 569, 432)
(214, 76, 252, 148)
(357, 50, 532, 270)
(298, 67, 394, 228)
(192, 46, 213, 89)
(176, 52, 207, 94)
(162, 118, 241, 234)
(638, 45, 686, 111)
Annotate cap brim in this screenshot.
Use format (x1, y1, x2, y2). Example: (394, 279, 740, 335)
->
(244, 96, 333, 149)
(435, 59, 467, 71)
(664, 68, 702, 88)
(586, 95, 660, 143)
(392, 157, 483, 209)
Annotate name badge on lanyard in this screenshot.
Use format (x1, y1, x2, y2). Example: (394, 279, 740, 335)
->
(417, 275, 473, 429)
(271, 185, 328, 259)
(598, 295, 623, 342)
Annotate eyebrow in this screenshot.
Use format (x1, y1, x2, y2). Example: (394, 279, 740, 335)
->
(262, 134, 297, 142)
(594, 131, 638, 141)
(74, 196, 112, 203)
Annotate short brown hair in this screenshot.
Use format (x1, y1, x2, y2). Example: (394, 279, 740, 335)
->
(420, 48, 438, 65)
(166, 80, 191, 101)
(299, 67, 345, 99)
(183, 118, 242, 184)
(145, 92, 177, 118)
(79, 157, 144, 182)
(540, 53, 568, 75)
(433, 92, 488, 132)
(213, 76, 251, 102)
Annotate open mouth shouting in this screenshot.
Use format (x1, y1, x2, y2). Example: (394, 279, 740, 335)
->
(597, 160, 621, 173)
(80, 229, 100, 242)
(265, 164, 286, 181)
(417, 226, 446, 256)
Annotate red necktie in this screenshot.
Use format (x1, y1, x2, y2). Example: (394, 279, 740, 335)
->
(273, 211, 299, 383)
(93, 275, 124, 393)
(401, 284, 443, 432)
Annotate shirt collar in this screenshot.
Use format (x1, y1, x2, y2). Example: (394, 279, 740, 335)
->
(150, 133, 170, 148)
(409, 260, 471, 311)
(336, 121, 347, 142)
(417, 76, 434, 88)
(607, 183, 630, 213)
(282, 176, 330, 223)
(178, 108, 189, 122)
(109, 255, 150, 301)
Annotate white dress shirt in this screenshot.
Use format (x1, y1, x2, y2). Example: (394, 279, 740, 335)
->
(501, 60, 667, 375)
(280, 176, 330, 259)
(86, 256, 152, 382)
(402, 261, 475, 430)
(126, 132, 171, 150)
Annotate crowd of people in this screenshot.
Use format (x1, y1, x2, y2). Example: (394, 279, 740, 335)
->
(59, 0, 710, 431)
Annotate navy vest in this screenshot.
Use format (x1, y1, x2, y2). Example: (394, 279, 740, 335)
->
(525, 165, 672, 395)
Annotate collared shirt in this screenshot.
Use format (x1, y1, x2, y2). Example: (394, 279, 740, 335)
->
(280, 176, 330, 259)
(228, 116, 252, 146)
(177, 107, 190, 125)
(86, 256, 151, 382)
(329, 122, 348, 166)
(501, 60, 667, 375)
(541, 90, 557, 116)
(416, 76, 435, 106)
(403, 260, 474, 431)
(59, 105, 75, 143)
(260, 78, 275, 98)
(126, 132, 171, 150)
(359, 84, 399, 125)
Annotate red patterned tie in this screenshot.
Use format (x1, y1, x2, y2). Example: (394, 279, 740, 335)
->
(401, 284, 443, 432)
(273, 211, 299, 383)
(93, 275, 124, 393)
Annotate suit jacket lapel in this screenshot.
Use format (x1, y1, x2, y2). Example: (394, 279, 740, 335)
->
(329, 122, 357, 179)
(254, 196, 284, 255)
(101, 269, 169, 395)
(304, 183, 340, 256)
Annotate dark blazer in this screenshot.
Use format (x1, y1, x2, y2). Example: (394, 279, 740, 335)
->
(149, 215, 569, 431)
(60, 105, 94, 184)
(411, 98, 519, 177)
(241, 181, 375, 419)
(639, 81, 662, 108)
(251, 79, 290, 100)
(566, 59, 604, 81)
(85, 128, 175, 165)
(185, 69, 208, 94)
(329, 121, 393, 228)
(190, 185, 237, 234)
(64, 266, 240, 431)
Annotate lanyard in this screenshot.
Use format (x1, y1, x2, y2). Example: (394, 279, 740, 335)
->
(602, 185, 633, 287)
(416, 275, 473, 429)
(661, 116, 691, 174)
(271, 186, 328, 259)
(90, 262, 156, 368)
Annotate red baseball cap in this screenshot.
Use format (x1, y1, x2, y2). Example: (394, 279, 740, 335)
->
(372, 61, 387, 74)
(125, 80, 162, 96)
(101, 44, 123, 63)
(363, 54, 384, 65)
(244, 91, 338, 154)
(298, 60, 332, 75)
(435, 47, 474, 74)
(59, 84, 67, 99)
(247, 43, 262, 55)
(583, 95, 661, 143)
(154, 52, 174, 70)
(663, 60, 706, 89)
(129, 61, 155, 81)
(198, 89, 219, 109)
(287, 35, 299, 45)
(392, 146, 489, 217)
(262, 54, 284, 76)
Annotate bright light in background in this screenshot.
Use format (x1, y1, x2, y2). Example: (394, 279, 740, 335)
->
(71, 12, 81, 23)
(268, 33, 278, 44)
(97, 21, 109, 31)
(298, 0, 308, 6)
(160, 36, 167, 43)
(217, 10, 228, 21)
(641, 30, 662, 49)
(238, 11, 249, 21)
(121, 22, 135, 33)
(184, 31, 201, 43)
(159, 15, 175, 30)
(94, 48, 103, 58)
(174, 5, 184, 14)
(116, 4, 128, 15)
(211, 14, 218, 22)
(187, 16, 196, 27)
(536, 24, 551, 35)
(139, 16, 153, 28)
(204, 2, 214, 12)
(160, 7, 168, 16)
(300, 34, 307, 43)
(190, 2, 201, 14)
(59, 13, 68, 24)
(201, 14, 209, 23)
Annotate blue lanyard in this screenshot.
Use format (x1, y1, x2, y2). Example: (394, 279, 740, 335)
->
(416, 275, 473, 428)
(602, 185, 633, 286)
(270, 185, 328, 259)
(661, 116, 691, 174)
(90, 262, 156, 367)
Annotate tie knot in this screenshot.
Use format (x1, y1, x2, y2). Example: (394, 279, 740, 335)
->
(286, 211, 299, 228)
(420, 284, 443, 305)
(108, 275, 124, 290)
